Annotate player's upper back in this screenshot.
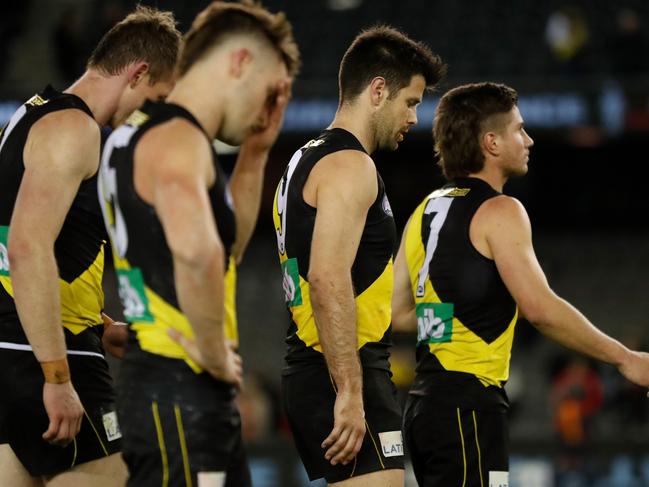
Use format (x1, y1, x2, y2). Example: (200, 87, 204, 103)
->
(404, 177, 517, 387)
(0, 85, 106, 330)
(275, 128, 396, 289)
(273, 128, 397, 371)
(99, 101, 236, 361)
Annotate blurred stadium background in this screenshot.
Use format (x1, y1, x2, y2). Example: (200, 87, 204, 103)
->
(2, 1, 649, 485)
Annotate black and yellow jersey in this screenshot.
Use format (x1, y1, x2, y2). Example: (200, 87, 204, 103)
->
(403, 177, 517, 401)
(273, 128, 397, 374)
(0, 85, 106, 344)
(98, 101, 237, 372)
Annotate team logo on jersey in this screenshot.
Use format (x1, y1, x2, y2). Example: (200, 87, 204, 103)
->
(125, 109, 149, 127)
(416, 302, 454, 344)
(281, 258, 302, 306)
(0, 226, 10, 276)
(382, 194, 393, 217)
(26, 94, 48, 107)
(116, 268, 154, 322)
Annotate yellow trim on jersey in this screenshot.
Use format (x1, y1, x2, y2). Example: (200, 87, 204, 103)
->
(151, 401, 169, 487)
(287, 260, 393, 353)
(173, 404, 193, 487)
(113, 252, 238, 372)
(457, 408, 467, 487)
(0, 245, 105, 334)
(404, 196, 517, 388)
(224, 256, 238, 345)
(473, 410, 484, 487)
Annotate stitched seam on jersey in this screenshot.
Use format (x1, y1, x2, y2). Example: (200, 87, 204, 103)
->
(365, 420, 386, 470)
(152, 401, 169, 487)
(83, 408, 109, 456)
(70, 438, 78, 468)
(473, 411, 484, 487)
(174, 404, 193, 487)
(457, 408, 466, 487)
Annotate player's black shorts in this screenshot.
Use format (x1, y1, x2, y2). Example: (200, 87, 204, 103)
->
(404, 392, 509, 487)
(282, 365, 404, 483)
(117, 342, 251, 487)
(0, 325, 121, 476)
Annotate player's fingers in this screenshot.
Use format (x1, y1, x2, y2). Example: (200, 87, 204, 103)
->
(321, 424, 343, 449)
(331, 428, 360, 465)
(325, 428, 351, 464)
(340, 430, 364, 465)
(54, 418, 74, 446)
(42, 415, 62, 442)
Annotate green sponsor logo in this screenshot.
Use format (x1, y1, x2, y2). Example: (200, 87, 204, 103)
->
(116, 268, 154, 322)
(416, 302, 454, 344)
(0, 226, 9, 277)
(281, 258, 302, 306)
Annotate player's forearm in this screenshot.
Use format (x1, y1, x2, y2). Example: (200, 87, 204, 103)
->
(173, 248, 228, 365)
(229, 147, 268, 263)
(392, 306, 417, 333)
(310, 274, 363, 393)
(530, 295, 629, 367)
(9, 244, 67, 362)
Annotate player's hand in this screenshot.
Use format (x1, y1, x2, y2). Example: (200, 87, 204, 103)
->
(42, 381, 84, 447)
(241, 78, 292, 154)
(618, 350, 649, 388)
(167, 328, 243, 388)
(321, 390, 365, 465)
(101, 312, 128, 359)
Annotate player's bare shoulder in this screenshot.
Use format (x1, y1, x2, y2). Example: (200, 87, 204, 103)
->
(25, 107, 100, 178)
(474, 194, 530, 231)
(309, 149, 377, 207)
(135, 116, 213, 184)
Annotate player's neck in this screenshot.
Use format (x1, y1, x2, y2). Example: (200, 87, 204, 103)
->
(65, 70, 125, 127)
(166, 79, 224, 140)
(469, 168, 507, 192)
(329, 106, 376, 154)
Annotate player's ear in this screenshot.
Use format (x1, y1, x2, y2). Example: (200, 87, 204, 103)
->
(482, 131, 500, 157)
(128, 62, 150, 89)
(369, 77, 387, 107)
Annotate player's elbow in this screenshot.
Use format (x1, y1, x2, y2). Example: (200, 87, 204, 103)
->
(171, 236, 224, 271)
(7, 235, 46, 272)
(518, 292, 558, 330)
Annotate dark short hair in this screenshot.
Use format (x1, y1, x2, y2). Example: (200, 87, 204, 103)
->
(178, 0, 300, 77)
(434, 82, 519, 180)
(87, 5, 181, 83)
(338, 25, 446, 105)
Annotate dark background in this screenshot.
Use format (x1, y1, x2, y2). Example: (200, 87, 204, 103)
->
(2, 1, 649, 485)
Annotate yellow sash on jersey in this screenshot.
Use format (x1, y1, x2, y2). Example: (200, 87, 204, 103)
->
(404, 195, 517, 388)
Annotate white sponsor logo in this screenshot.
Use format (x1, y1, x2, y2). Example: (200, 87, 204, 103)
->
(102, 411, 122, 441)
(489, 470, 509, 487)
(197, 471, 226, 487)
(378, 430, 403, 458)
(0, 243, 9, 273)
(382, 194, 393, 216)
(282, 267, 296, 303)
(417, 308, 445, 341)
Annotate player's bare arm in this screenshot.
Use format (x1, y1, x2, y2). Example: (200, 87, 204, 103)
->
(8, 109, 99, 446)
(392, 218, 417, 332)
(306, 149, 377, 466)
(134, 119, 242, 386)
(475, 194, 649, 387)
(230, 79, 291, 263)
